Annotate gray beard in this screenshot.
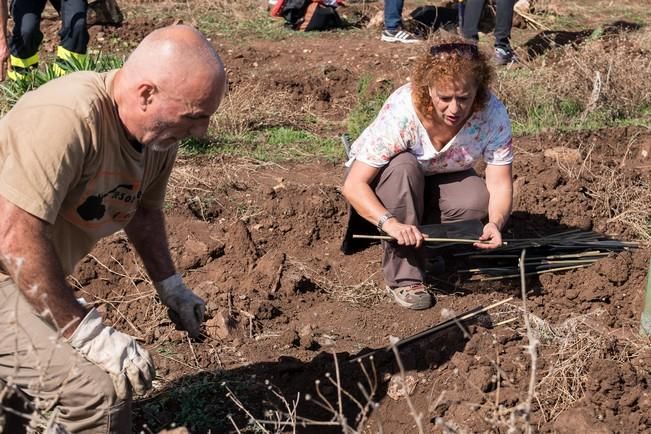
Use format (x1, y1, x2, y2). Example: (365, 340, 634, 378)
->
(151, 141, 179, 152)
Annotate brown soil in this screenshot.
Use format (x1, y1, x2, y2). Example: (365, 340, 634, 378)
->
(73, 128, 651, 433)
(26, 1, 651, 433)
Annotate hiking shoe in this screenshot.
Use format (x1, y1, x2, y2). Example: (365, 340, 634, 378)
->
(495, 46, 516, 65)
(386, 283, 433, 310)
(381, 29, 420, 44)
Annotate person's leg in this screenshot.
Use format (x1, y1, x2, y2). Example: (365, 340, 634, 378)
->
(0, 280, 131, 433)
(427, 169, 489, 224)
(54, 0, 89, 75)
(374, 152, 427, 288)
(8, 0, 48, 80)
(381, 0, 420, 43)
(383, 0, 403, 31)
(493, 0, 516, 64)
(494, 0, 516, 49)
(461, 0, 485, 42)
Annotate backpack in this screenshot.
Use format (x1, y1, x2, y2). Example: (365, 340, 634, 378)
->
(271, 0, 344, 31)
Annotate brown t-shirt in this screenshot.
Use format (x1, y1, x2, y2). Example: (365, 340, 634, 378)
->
(0, 70, 176, 276)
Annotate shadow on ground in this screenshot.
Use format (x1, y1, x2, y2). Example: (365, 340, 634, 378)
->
(133, 324, 473, 433)
(523, 20, 643, 59)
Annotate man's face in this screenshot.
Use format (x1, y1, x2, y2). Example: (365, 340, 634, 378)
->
(141, 83, 222, 152)
(428, 77, 478, 128)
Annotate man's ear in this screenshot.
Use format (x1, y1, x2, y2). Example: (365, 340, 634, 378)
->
(136, 82, 157, 112)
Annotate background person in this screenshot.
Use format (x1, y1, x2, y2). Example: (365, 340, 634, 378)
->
(0, 0, 7, 80)
(381, 0, 419, 43)
(462, 0, 517, 64)
(5, 0, 89, 80)
(0, 24, 226, 432)
(342, 35, 513, 310)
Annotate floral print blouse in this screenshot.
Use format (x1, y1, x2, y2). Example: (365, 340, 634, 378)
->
(345, 83, 513, 175)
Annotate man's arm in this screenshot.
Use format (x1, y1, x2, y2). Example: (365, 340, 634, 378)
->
(0, 0, 9, 81)
(0, 194, 87, 337)
(125, 205, 205, 339)
(124, 206, 175, 281)
(0, 195, 156, 398)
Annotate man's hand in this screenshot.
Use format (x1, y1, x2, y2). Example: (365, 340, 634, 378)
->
(155, 273, 206, 339)
(382, 219, 427, 248)
(474, 222, 503, 250)
(68, 308, 155, 400)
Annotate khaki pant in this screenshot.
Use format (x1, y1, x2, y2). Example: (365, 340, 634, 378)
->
(343, 152, 489, 287)
(0, 280, 130, 433)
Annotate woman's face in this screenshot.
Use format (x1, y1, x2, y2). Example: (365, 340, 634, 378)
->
(428, 77, 478, 128)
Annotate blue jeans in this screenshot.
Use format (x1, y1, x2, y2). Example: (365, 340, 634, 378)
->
(383, 0, 404, 31)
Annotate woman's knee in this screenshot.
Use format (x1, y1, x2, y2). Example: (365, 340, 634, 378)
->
(380, 153, 424, 186)
(441, 184, 489, 221)
(376, 153, 425, 210)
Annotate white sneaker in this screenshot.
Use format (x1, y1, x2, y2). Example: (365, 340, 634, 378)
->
(381, 29, 420, 44)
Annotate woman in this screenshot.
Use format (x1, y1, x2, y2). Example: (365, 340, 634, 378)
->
(341, 35, 513, 310)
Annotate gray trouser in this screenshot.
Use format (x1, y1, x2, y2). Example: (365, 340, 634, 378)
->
(0, 280, 130, 433)
(373, 152, 489, 287)
(461, 0, 516, 49)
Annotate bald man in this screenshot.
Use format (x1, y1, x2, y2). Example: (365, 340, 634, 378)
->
(0, 25, 226, 433)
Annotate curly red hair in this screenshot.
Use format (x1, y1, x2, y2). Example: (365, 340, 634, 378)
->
(411, 34, 494, 117)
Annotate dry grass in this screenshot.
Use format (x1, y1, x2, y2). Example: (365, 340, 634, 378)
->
(212, 81, 314, 137)
(286, 257, 387, 306)
(127, 0, 265, 17)
(584, 165, 651, 240)
(528, 309, 646, 423)
(497, 30, 651, 133)
(548, 130, 651, 240)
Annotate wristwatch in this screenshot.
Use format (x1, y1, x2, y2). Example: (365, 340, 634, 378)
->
(377, 211, 395, 232)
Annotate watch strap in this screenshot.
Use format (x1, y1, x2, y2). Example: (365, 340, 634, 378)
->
(377, 211, 395, 232)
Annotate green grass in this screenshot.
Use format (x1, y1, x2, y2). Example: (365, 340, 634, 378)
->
(346, 74, 393, 141)
(511, 105, 651, 136)
(498, 60, 651, 136)
(181, 73, 396, 163)
(134, 372, 272, 433)
(156, 342, 178, 358)
(195, 6, 351, 42)
(535, 0, 651, 30)
(181, 126, 344, 162)
(199, 14, 294, 41)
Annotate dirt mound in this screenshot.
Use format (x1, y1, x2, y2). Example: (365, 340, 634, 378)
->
(67, 129, 651, 433)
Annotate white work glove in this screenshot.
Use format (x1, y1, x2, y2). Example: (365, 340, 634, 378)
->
(154, 273, 206, 339)
(68, 308, 155, 400)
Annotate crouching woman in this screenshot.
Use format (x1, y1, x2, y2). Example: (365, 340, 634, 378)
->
(342, 36, 513, 310)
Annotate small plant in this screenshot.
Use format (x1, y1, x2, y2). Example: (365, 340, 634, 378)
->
(0, 52, 124, 111)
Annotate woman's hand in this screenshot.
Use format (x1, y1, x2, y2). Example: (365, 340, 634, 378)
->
(382, 219, 427, 248)
(474, 222, 502, 250)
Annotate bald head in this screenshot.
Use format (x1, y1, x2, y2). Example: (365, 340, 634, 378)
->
(114, 25, 227, 149)
(122, 25, 225, 91)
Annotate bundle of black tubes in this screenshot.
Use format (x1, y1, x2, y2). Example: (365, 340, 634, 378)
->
(455, 229, 638, 282)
